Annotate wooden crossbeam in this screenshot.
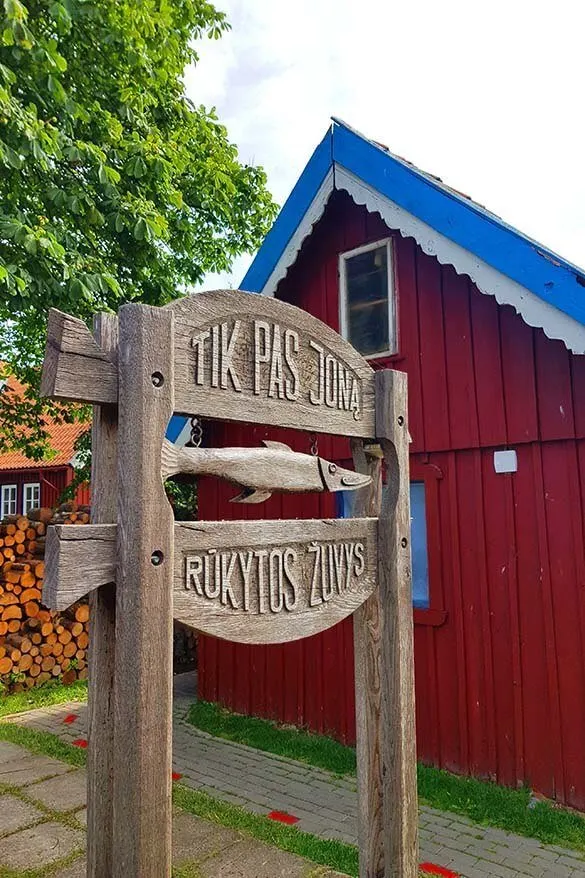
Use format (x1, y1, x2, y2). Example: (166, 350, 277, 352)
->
(40, 308, 118, 404)
(44, 524, 116, 610)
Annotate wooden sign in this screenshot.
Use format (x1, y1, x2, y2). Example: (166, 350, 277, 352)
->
(173, 518, 377, 642)
(40, 289, 418, 878)
(45, 518, 378, 643)
(42, 290, 376, 437)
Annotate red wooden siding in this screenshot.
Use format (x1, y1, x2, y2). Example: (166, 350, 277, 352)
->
(198, 191, 585, 809)
(0, 466, 89, 512)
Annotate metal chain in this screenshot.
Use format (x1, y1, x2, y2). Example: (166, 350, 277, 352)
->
(188, 416, 203, 448)
(309, 433, 318, 457)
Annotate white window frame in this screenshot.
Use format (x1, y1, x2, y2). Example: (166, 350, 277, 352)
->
(22, 482, 40, 515)
(1, 484, 17, 518)
(338, 237, 396, 359)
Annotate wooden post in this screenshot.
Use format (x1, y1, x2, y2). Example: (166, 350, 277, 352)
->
(351, 438, 385, 878)
(87, 313, 118, 878)
(112, 304, 174, 877)
(376, 369, 418, 877)
(352, 369, 418, 878)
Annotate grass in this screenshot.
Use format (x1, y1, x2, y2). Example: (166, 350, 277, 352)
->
(418, 763, 585, 851)
(0, 851, 84, 878)
(0, 721, 86, 768)
(188, 700, 356, 776)
(0, 680, 87, 719)
(5, 690, 585, 870)
(189, 700, 585, 856)
(0, 720, 472, 877)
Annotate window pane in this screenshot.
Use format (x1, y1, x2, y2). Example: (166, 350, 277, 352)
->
(348, 301, 390, 357)
(23, 483, 40, 513)
(337, 480, 430, 609)
(410, 482, 429, 609)
(1, 485, 17, 517)
(344, 245, 392, 356)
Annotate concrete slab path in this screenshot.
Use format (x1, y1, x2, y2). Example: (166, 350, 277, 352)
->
(6, 672, 585, 878)
(0, 739, 342, 877)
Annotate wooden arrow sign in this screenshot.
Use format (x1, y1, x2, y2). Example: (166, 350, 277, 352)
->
(44, 517, 378, 644)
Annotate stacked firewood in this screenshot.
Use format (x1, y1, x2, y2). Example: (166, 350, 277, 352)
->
(0, 505, 90, 692)
(51, 503, 91, 527)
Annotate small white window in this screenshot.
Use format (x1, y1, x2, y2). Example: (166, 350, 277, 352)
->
(23, 483, 40, 514)
(339, 238, 396, 357)
(1, 485, 17, 518)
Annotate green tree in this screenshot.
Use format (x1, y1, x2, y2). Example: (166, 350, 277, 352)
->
(0, 0, 276, 458)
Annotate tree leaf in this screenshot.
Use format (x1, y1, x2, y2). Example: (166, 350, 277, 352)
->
(133, 217, 147, 241)
(1, 142, 23, 169)
(0, 0, 276, 456)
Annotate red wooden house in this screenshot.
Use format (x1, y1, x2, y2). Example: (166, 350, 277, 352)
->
(195, 119, 585, 810)
(0, 376, 89, 513)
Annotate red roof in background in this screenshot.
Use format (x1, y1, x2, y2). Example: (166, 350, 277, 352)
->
(0, 374, 87, 472)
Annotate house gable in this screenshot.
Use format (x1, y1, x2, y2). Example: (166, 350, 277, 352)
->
(242, 119, 585, 354)
(274, 189, 585, 455)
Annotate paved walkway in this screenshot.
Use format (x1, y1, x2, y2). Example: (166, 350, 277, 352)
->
(7, 672, 585, 878)
(0, 738, 343, 877)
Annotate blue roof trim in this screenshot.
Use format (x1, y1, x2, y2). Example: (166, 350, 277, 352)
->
(332, 122, 585, 326)
(241, 128, 333, 293)
(242, 118, 585, 328)
(166, 414, 188, 443)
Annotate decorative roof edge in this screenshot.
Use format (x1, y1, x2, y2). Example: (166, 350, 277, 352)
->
(259, 168, 334, 299)
(241, 130, 332, 295)
(337, 168, 585, 354)
(242, 119, 585, 354)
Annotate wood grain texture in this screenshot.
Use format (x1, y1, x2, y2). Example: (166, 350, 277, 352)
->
(43, 524, 115, 609)
(351, 439, 385, 878)
(40, 309, 118, 404)
(88, 312, 118, 878)
(166, 289, 375, 436)
(112, 304, 174, 878)
(174, 517, 378, 643)
(375, 369, 418, 878)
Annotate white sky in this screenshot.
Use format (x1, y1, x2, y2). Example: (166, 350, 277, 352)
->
(184, 0, 585, 288)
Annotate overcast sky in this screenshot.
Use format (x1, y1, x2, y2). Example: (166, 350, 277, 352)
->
(184, 0, 585, 288)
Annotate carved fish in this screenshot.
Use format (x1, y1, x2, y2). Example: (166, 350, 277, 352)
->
(161, 439, 371, 504)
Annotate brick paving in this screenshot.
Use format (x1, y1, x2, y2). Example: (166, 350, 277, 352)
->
(6, 672, 585, 878)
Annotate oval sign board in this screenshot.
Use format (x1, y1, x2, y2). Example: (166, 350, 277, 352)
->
(167, 289, 376, 437)
(173, 517, 378, 644)
(44, 517, 378, 644)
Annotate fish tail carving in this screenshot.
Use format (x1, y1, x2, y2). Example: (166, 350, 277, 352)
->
(161, 438, 179, 481)
(230, 488, 272, 504)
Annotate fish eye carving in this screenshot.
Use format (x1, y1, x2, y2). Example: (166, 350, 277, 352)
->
(329, 463, 337, 474)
